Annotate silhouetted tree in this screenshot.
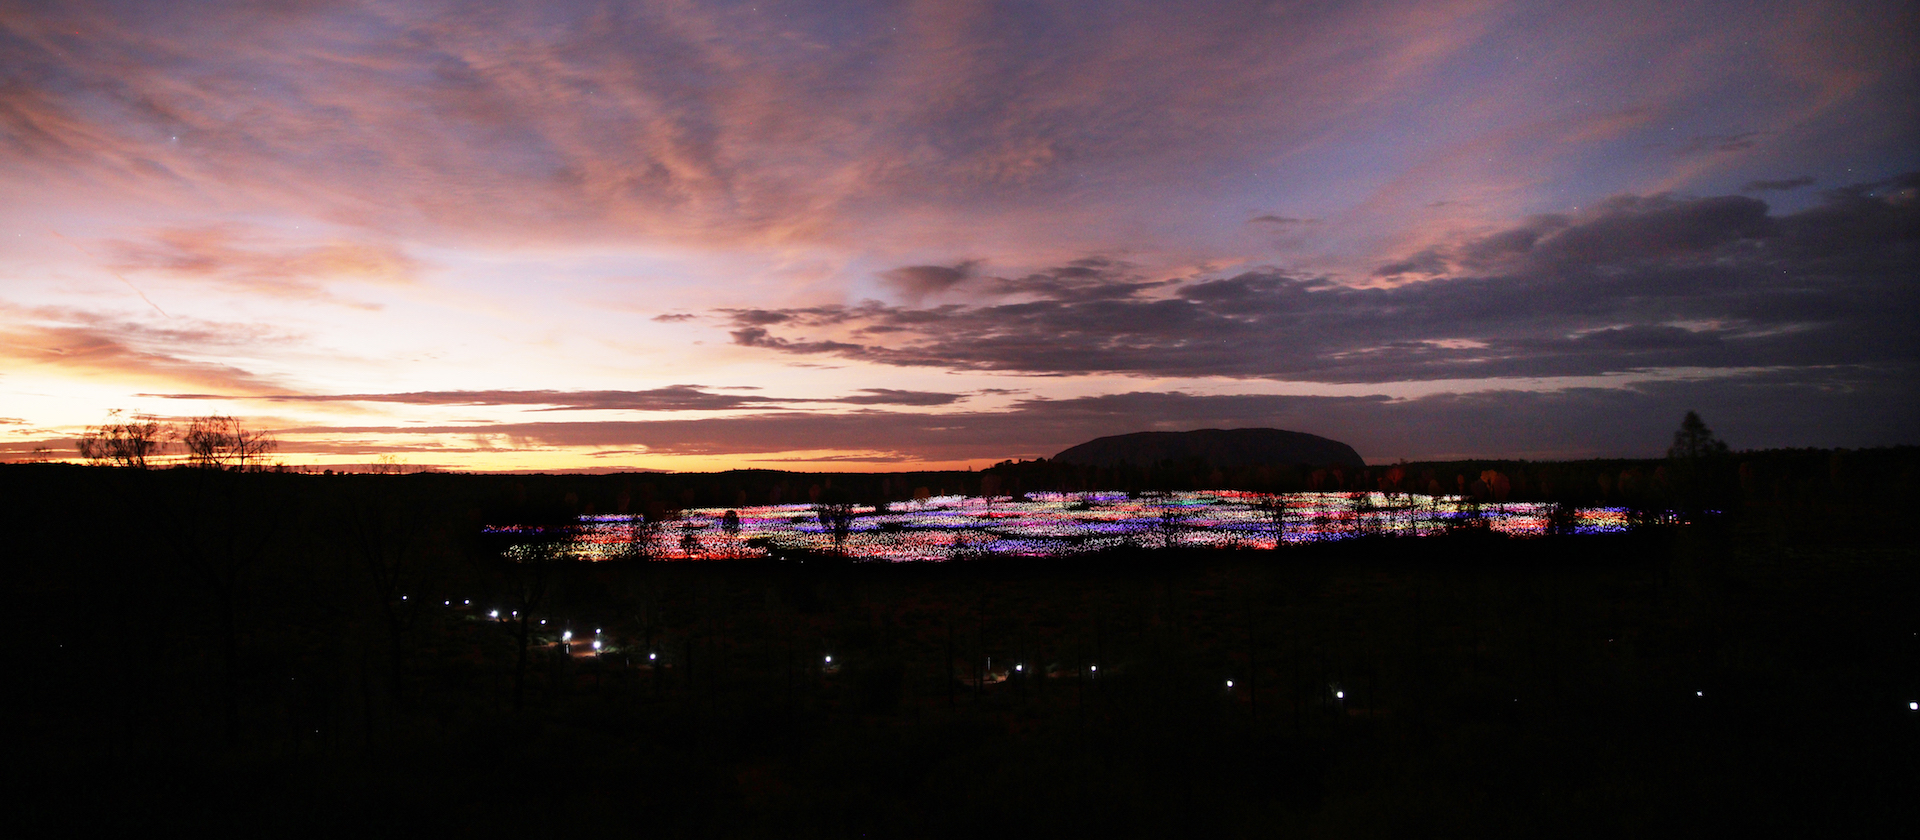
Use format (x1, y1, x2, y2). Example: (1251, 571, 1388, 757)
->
(1667, 410, 1730, 517)
(76, 410, 166, 467)
(1254, 493, 1291, 548)
(181, 414, 276, 470)
(815, 501, 856, 556)
(1668, 410, 1730, 461)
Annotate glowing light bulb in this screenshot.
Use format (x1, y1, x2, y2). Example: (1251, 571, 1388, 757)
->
(825, 655, 833, 663)
(1016, 664, 1023, 672)
(592, 640, 602, 650)
(562, 630, 572, 641)
(649, 653, 657, 661)
(1226, 680, 1234, 688)
(1335, 691, 1344, 699)
(1696, 691, 1703, 697)
(1090, 665, 1097, 672)
(1909, 702, 1917, 711)
(464, 600, 470, 605)
(489, 610, 499, 618)
(400, 595, 407, 600)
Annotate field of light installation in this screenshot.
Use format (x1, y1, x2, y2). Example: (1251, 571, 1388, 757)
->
(493, 491, 1636, 562)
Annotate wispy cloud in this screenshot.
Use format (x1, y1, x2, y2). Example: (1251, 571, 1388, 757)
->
(138, 384, 971, 410)
(0, 304, 296, 393)
(105, 226, 418, 306)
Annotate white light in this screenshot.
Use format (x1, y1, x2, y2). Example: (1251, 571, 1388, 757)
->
(595, 628, 601, 634)
(540, 619, 546, 625)
(464, 600, 470, 605)
(489, 610, 499, 618)
(592, 641, 602, 650)
(1335, 691, 1344, 699)
(1090, 665, 1097, 672)
(1696, 691, 1703, 697)
(562, 631, 572, 641)
(649, 653, 657, 661)
(1226, 680, 1234, 688)
(1016, 664, 1023, 672)
(400, 595, 407, 600)
(444, 601, 449, 605)
(1909, 702, 1917, 711)
(825, 655, 832, 663)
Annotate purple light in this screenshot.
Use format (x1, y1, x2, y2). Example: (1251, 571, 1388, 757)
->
(500, 492, 1651, 563)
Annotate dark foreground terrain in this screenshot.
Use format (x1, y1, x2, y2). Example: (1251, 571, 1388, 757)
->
(5, 462, 1916, 836)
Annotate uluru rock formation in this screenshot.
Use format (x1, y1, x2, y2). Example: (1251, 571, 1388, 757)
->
(1052, 428, 1365, 470)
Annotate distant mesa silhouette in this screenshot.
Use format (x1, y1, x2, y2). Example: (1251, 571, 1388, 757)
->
(1052, 428, 1365, 470)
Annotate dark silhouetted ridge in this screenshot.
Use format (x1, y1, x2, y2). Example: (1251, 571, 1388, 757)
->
(1052, 428, 1365, 469)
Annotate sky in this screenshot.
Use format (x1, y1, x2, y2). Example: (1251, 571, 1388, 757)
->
(2, 0, 1915, 472)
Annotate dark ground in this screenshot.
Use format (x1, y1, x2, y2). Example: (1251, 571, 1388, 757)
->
(4, 462, 1916, 836)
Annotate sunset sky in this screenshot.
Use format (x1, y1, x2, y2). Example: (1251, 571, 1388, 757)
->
(3, 0, 1915, 471)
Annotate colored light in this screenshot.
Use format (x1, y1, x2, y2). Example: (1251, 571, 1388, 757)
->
(501, 493, 1649, 563)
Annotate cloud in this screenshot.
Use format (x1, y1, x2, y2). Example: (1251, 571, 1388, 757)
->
(105, 226, 417, 306)
(248, 367, 1916, 463)
(0, 0, 1534, 250)
(1742, 176, 1815, 193)
(1673, 131, 1762, 156)
(0, 305, 295, 393)
(140, 384, 969, 410)
(711, 176, 1918, 384)
(879, 261, 977, 300)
